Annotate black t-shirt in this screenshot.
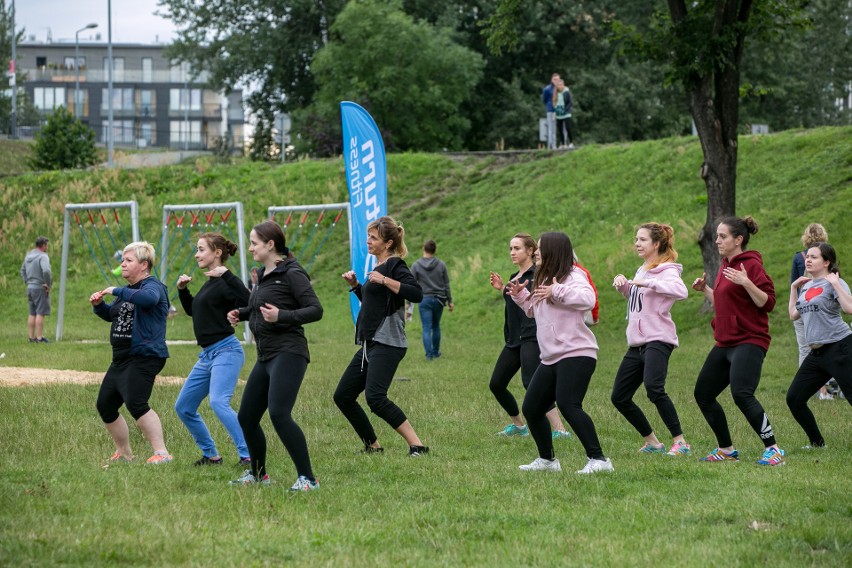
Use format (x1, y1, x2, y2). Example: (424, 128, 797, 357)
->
(109, 299, 135, 359)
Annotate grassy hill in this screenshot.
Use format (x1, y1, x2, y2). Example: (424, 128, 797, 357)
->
(1, 127, 851, 566)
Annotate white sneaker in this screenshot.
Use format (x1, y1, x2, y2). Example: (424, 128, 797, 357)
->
(567, 143, 575, 149)
(519, 457, 562, 472)
(576, 457, 614, 474)
(818, 392, 834, 401)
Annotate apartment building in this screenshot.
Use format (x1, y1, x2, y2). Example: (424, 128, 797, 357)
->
(18, 41, 245, 151)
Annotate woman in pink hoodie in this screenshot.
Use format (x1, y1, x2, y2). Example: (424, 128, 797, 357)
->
(691, 216, 785, 466)
(507, 232, 613, 475)
(611, 223, 692, 456)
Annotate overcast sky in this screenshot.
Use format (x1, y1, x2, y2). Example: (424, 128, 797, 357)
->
(14, 0, 176, 44)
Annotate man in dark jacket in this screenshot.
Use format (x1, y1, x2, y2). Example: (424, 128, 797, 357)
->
(411, 240, 454, 360)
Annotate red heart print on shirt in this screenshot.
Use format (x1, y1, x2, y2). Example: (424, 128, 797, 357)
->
(805, 287, 823, 302)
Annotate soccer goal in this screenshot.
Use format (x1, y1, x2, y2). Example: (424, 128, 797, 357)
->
(56, 201, 141, 341)
(267, 202, 351, 273)
(158, 202, 250, 342)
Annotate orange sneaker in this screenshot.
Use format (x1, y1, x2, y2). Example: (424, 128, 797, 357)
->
(146, 452, 173, 465)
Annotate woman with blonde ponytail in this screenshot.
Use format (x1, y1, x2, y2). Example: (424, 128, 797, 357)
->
(611, 223, 692, 456)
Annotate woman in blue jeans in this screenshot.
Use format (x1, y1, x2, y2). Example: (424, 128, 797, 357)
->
(175, 233, 251, 466)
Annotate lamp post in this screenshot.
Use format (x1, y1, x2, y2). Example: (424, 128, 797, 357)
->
(107, 0, 114, 167)
(10, 0, 16, 138)
(74, 23, 98, 120)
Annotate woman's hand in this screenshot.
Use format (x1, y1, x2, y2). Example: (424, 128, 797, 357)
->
(102, 287, 116, 296)
(723, 264, 751, 287)
(532, 277, 557, 303)
(791, 276, 811, 290)
(692, 272, 707, 291)
(342, 270, 359, 288)
(176, 274, 192, 289)
(489, 271, 504, 291)
(366, 271, 387, 287)
(259, 303, 279, 323)
(205, 266, 228, 278)
(505, 279, 528, 298)
(612, 274, 628, 288)
(89, 290, 106, 306)
(226, 309, 240, 326)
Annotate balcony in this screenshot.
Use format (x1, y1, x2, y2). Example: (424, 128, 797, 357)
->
(21, 67, 211, 85)
(168, 103, 223, 120)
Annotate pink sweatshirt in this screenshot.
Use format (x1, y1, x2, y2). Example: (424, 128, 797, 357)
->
(512, 269, 598, 364)
(615, 262, 687, 347)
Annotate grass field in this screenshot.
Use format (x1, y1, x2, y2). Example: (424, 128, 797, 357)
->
(1, 128, 851, 566)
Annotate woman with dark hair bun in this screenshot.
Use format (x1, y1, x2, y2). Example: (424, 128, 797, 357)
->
(691, 216, 785, 466)
(507, 232, 612, 475)
(227, 221, 323, 491)
(787, 242, 852, 448)
(175, 232, 251, 467)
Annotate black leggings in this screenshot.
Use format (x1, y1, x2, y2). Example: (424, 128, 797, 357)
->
(694, 344, 776, 449)
(97, 356, 166, 422)
(556, 117, 574, 146)
(522, 356, 604, 460)
(489, 342, 540, 417)
(333, 342, 407, 445)
(786, 335, 852, 446)
(611, 342, 682, 438)
(238, 352, 314, 481)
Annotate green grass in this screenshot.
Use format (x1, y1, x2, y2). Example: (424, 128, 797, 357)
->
(1, 128, 851, 566)
(0, 139, 34, 176)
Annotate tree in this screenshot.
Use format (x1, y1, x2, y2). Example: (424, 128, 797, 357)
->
(159, 0, 347, 120)
(1, 0, 40, 134)
(297, 0, 484, 154)
(29, 107, 98, 170)
(486, 0, 808, 285)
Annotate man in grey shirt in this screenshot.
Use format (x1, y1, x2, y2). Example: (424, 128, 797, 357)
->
(410, 240, 453, 360)
(21, 236, 52, 343)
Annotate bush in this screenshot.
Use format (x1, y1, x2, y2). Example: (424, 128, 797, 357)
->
(28, 107, 98, 170)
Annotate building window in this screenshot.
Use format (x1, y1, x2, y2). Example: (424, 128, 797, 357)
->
(170, 120, 201, 145)
(36, 56, 47, 68)
(32, 87, 67, 110)
(140, 123, 155, 146)
(101, 88, 135, 111)
(139, 90, 155, 117)
(69, 89, 89, 117)
(103, 57, 125, 82)
(103, 120, 136, 144)
(142, 58, 152, 83)
(170, 88, 201, 111)
(170, 61, 189, 83)
(64, 57, 76, 70)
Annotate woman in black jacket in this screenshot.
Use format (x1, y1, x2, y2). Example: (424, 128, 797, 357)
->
(227, 221, 323, 491)
(334, 216, 427, 456)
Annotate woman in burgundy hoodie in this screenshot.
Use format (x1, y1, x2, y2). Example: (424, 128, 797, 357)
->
(691, 216, 786, 466)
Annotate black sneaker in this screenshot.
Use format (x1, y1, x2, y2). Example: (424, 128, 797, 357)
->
(194, 456, 223, 466)
(360, 445, 384, 454)
(237, 457, 251, 467)
(408, 445, 429, 457)
(36, 337, 50, 343)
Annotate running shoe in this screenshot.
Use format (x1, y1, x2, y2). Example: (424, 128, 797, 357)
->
(801, 443, 827, 450)
(360, 445, 384, 454)
(576, 457, 614, 474)
(108, 451, 134, 463)
(551, 430, 573, 440)
(36, 337, 50, 343)
(237, 457, 251, 467)
(638, 442, 666, 454)
(194, 456, 223, 466)
(818, 391, 834, 401)
(756, 447, 786, 466)
(229, 469, 270, 485)
(408, 445, 430, 457)
(289, 476, 320, 492)
(146, 452, 173, 465)
(519, 457, 562, 472)
(700, 448, 739, 462)
(497, 424, 529, 437)
(666, 440, 692, 456)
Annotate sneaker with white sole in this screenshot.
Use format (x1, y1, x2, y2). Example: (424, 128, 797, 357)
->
(289, 476, 320, 492)
(229, 469, 270, 485)
(497, 424, 529, 437)
(518, 457, 562, 472)
(146, 451, 173, 465)
(666, 440, 692, 456)
(551, 430, 572, 440)
(576, 457, 614, 474)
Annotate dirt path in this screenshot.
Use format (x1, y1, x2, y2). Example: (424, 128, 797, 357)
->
(0, 367, 184, 387)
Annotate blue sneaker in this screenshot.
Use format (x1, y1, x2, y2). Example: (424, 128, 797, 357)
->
(700, 448, 739, 462)
(551, 430, 572, 440)
(497, 424, 529, 437)
(756, 447, 785, 466)
(638, 442, 666, 454)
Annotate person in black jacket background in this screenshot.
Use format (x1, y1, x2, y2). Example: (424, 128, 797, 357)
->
(334, 216, 428, 456)
(227, 221, 323, 491)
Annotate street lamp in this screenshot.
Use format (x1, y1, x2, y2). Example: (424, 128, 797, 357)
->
(74, 23, 98, 120)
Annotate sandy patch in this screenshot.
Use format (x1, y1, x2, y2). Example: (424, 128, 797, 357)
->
(0, 367, 185, 387)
